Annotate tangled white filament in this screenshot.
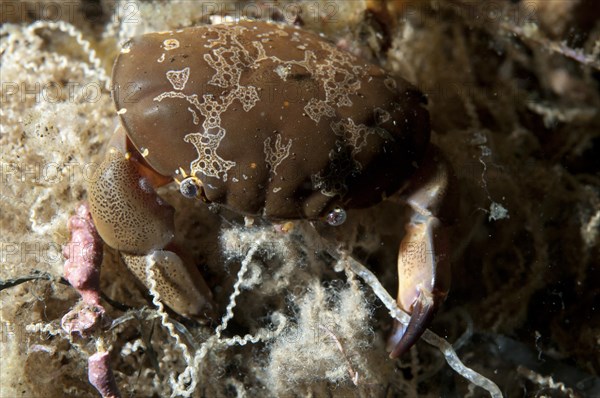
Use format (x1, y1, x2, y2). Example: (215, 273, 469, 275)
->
(215, 232, 267, 339)
(145, 253, 196, 398)
(145, 232, 279, 397)
(332, 249, 504, 398)
(24, 20, 111, 91)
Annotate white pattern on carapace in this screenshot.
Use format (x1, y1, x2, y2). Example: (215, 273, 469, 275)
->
(166, 67, 190, 90)
(384, 76, 397, 92)
(188, 107, 200, 125)
(373, 107, 391, 125)
(263, 134, 292, 175)
(331, 118, 391, 164)
(163, 38, 180, 50)
(153, 22, 373, 186)
(311, 117, 393, 197)
(184, 127, 236, 182)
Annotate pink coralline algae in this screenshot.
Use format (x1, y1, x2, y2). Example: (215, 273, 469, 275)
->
(61, 202, 106, 336)
(62, 203, 121, 397)
(88, 351, 121, 398)
(63, 202, 103, 305)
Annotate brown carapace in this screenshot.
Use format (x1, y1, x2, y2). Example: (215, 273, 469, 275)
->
(88, 19, 453, 359)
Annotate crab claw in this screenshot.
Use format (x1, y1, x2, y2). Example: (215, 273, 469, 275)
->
(388, 214, 450, 358)
(88, 126, 215, 322)
(121, 248, 215, 322)
(387, 146, 454, 358)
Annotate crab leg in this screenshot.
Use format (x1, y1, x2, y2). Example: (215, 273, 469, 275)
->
(88, 126, 214, 321)
(388, 146, 454, 358)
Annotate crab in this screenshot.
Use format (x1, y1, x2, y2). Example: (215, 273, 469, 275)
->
(88, 19, 455, 358)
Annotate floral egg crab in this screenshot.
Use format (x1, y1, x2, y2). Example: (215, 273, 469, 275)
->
(88, 19, 454, 358)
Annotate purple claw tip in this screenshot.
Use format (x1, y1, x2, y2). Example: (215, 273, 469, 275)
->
(388, 290, 438, 358)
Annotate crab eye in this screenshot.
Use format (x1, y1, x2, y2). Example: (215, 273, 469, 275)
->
(179, 177, 200, 199)
(325, 206, 347, 226)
